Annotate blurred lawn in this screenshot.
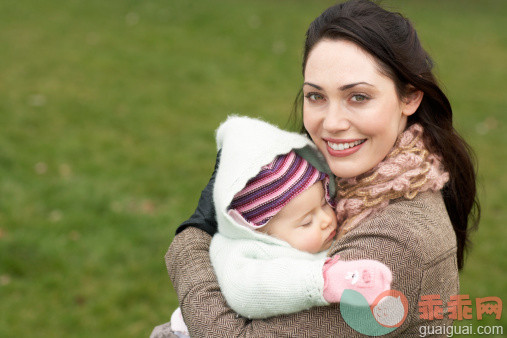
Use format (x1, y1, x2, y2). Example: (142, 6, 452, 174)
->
(0, 0, 505, 337)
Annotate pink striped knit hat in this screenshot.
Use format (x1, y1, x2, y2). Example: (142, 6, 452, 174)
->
(228, 151, 334, 228)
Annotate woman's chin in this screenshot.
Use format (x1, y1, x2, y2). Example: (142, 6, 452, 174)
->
(327, 161, 368, 179)
(323, 147, 382, 179)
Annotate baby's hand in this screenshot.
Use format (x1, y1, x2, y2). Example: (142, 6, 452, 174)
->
(322, 256, 392, 304)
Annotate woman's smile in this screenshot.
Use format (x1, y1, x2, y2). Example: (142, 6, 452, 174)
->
(325, 138, 366, 157)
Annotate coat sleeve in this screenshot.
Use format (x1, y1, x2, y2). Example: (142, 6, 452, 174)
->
(209, 234, 328, 319)
(166, 222, 426, 337)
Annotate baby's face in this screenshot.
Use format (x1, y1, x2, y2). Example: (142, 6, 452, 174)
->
(259, 181, 337, 253)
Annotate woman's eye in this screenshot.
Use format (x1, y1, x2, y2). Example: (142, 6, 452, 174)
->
(305, 93, 324, 102)
(351, 94, 369, 102)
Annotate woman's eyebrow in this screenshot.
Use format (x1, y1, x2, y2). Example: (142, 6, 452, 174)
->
(339, 81, 374, 91)
(303, 82, 323, 90)
(303, 81, 374, 91)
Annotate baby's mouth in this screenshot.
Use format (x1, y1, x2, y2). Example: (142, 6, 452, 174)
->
(326, 229, 337, 242)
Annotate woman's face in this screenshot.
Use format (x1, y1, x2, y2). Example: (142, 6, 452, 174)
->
(303, 39, 420, 178)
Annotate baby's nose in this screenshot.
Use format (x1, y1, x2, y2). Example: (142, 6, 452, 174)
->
(320, 209, 333, 229)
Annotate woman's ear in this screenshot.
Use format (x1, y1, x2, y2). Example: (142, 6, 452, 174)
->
(401, 87, 423, 117)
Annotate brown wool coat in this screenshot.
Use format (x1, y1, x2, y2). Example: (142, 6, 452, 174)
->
(166, 191, 458, 337)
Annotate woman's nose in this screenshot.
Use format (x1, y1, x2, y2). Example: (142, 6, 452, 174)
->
(322, 101, 350, 132)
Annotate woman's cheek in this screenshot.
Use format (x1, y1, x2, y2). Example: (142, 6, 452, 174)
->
(303, 110, 321, 141)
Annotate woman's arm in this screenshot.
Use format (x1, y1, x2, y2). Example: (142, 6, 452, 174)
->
(166, 227, 372, 337)
(166, 227, 255, 337)
(166, 196, 447, 337)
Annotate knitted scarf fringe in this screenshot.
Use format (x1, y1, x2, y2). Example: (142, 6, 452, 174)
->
(335, 123, 449, 238)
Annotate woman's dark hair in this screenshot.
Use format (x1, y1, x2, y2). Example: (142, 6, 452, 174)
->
(293, 0, 479, 269)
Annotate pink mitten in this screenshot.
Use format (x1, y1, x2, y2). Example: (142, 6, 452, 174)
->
(322, 255, 392, 305)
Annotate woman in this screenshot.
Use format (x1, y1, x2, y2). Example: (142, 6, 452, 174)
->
(164, 0, 479, 336)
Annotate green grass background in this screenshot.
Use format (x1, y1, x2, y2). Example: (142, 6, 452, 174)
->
(0, 0, 505, 337)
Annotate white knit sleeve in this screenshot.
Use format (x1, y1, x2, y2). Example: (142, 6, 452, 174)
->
(209, 234, 329, 319)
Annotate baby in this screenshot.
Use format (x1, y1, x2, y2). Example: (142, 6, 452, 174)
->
(168, 116, 392, 337)
(232, 150, 338, 255)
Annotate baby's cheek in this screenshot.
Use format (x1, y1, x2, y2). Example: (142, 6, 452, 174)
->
(303, 234, 324, 254)
(293, 240, 311, 252)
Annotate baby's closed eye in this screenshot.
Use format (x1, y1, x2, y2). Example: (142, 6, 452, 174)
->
(299, 216, 312, 227)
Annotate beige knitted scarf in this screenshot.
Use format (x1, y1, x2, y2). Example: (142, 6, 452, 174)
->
(335, 123, 449, 238)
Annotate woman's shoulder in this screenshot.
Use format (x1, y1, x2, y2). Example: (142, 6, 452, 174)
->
(382, 191, 455, 243)
(332, 191, 456, 266)
(383, 190, 457, 260)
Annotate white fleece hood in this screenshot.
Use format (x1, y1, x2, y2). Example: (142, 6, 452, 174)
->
(213, 115, 333, 244)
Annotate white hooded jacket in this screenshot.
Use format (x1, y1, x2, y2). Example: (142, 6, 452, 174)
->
(209, 116, 334, 319)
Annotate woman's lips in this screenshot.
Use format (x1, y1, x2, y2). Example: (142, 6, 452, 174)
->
(324, 138, 366, 157)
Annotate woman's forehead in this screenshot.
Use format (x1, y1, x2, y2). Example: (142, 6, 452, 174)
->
(304, 39, 389, 86)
